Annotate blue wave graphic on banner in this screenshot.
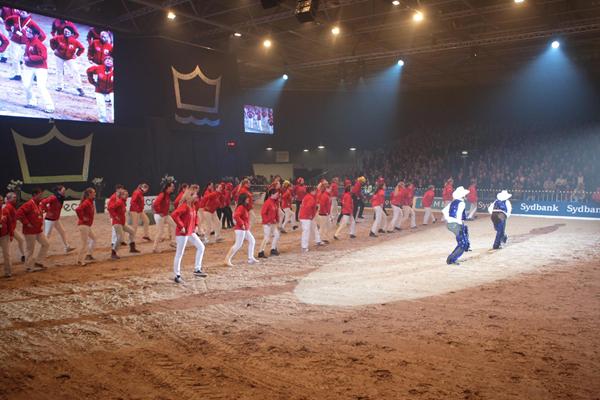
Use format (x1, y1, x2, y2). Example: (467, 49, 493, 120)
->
(175, 114, 221, 127)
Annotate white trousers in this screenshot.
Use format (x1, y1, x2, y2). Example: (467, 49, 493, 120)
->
(77, 225, 96, 263)
(44, 219, 69, 249)
(334, 215, 356, 237)
(95, 92, 114, 122)
(387, 205, 404, 231)
(130, 211, 150, 237)
(153, 214, 176, 250)
(423, 207, 436, 225)
(330, 198, 339, 222)
(371, 205, 385, 234)
(111, 224, 135, 250)
(300, 219, 321, 249)
(281, 207, 296, 230)
(23, 66, 54, 111)
(24, 233, 49, 268)
(259, 224, 280, 252)
(227, 230, 255, 261)
(9, 42, 23, 76)
(316, 214, 331, 241)
(401, 205, 416, 228)
(55, 56, 82, 89)
(173, 233, 205, 277)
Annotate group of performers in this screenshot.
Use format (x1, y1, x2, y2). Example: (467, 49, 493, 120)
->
(0, 176, 512, 282)
(0, 7, 114, 121)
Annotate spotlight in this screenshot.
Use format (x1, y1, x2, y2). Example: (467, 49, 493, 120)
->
(318, 145, 325, 149)
(349, 147, 357, 151)
(296, 0, 319, 23)
(412, 10, 424, 22)
(263, 39, 272, 48)
(392, 0, 400, 5)
(514, 0, 524, 3)
(303, 149, 309, 152)
(331, 26, 340, 35)
(167, 11, 176, 20)
(551, 40, 560, 49)
(283, 73, 289, 80)
(397, 59, 405, 66)
(266, 147, 273, 151)
(461, 150, 468, 156)
(233, 32, 242, 37)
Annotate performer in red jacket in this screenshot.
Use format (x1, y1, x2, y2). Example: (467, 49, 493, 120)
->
(400, 181, 417, 229)
(329, 177, 340, 223)
(1, 192, 25, 263)
(108, 189, 139, 259)
(0, 194, 14, 277)
(75, 188, 96, 265)
(351, 176, 366, 220)
(422, 185, 437, 225)
(224, 193, 259, 267)
(22, 25, 55, 113)
(258, 189, 281, 258)
(129, 183, 151, 242)
(334, 184, 356, 240)
(280, 180, 298, 233)
(15, 188, 49, 271)
(386, 181, 405, 232)
(49, 26, 85, 96)
(220, 182, 234, 229)
(466, 178, 478, 220)
(152, 181, 176, 253)
(86, 54, 114, 122)
(51, 19, 79, 38)
(40, 185, 75, 253)
(442, 178, 454, 222)
(4, 9, 46, 80)
(316, 181, 332, 243)
(87, 30, 112, 64)
(369, 178, 386, 237)
(299, 186, 323, 252)
(202, 183, 225, 243)
(293, 177, 306, 223)
(171, 188, 207, 283)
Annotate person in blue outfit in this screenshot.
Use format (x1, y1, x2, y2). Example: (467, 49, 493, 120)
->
(487, 190, 512, 249)
(442, 186, 471, 265)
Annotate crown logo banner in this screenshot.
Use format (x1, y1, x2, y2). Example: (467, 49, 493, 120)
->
(12, 126, 93, 184)
(171, 65, 222, 127)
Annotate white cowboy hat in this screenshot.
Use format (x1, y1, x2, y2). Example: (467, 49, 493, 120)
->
(496, 190, 512, 201)
(452, 186, 470, 200)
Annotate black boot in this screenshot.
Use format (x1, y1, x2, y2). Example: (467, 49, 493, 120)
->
(257, 251, 267, 258)
(111, 249, 120, 260)
(270, 249, 280, 256)
(130, 242, 140, 253)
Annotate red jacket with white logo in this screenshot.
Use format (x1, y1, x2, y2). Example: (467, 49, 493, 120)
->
(152, 192, 170, 216)
(203, 191, 222, 213)
(88, 39, 112, 65)
(233, 204, 250, 230)
(5, 15, 46, 44)
(40, 195, 63, 221)
(341, 192, 354, 215)
(318, 191, 331, 215)
(371, 188, 385, 207)
(0, 202, 17, 238)
(16, 199, 44, 235)
(261, 197, 279, 225)
(108, 197, 127, 225)
(299, 193, 317, 220)
(87, 65, 114, 94)
(50, 35, 84, 60)
(76, 198, 95, 226)
(24, 38, 47, 68)
(129, 188, 145, 213)
(422, 189, 435, 208)
(171, 203, 197, 236)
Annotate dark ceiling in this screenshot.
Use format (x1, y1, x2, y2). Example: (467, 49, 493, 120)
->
(8, 0, 600, 90)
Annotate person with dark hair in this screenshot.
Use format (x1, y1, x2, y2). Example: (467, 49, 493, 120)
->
(75, 188, 96, 265)
(1, 192, 25, 263)
(293, 177, 306, 223)
(299, 186, 323, 252)
(369, 177, 386, 237)
(4, 9, 46, 80)
(51, 19, 79, 38)
(130, 183, 151, 242)
(16, 188, 49, 271)
(351, 176, 366, 221)
(224, 194, 259, 267)
(334, 184, 356, 240)
(171, 188, 207, 283)
(220, 182, 234, 229)
(202, 183, 224, 243)
(152, 181, 176, 253)
(258, 189, 281, 258)
(40, 185, 75, 254)
(108, 189, 139, 259)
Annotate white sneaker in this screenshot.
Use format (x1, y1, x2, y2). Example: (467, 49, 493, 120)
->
(248, 258, 259, 265)
(225, 259, 235, 267)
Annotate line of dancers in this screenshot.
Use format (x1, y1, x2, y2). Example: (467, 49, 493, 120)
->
(0, 176, 511, 281)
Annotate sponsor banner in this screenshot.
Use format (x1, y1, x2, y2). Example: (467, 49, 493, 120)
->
(414, 197, 445, 210)
(61, 200, 81, 217)
(513, 200, 600, 219)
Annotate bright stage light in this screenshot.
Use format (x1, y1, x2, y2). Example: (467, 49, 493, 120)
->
(392, 0, 400, 5)
(263, 39, 272, 48)
(397, 59, 405, 66)
(412, 10, 424, 22)
(514, 0, 524, 3)
(266, 147, 273, 151)
(283, 74, 289, 80)
(167, 11, 176, 20)
(303, 149, 309, 152)
(233, 32, 242, 37)
(331, 26, 340, 35)
(318, 145, 325, 149)
(551, 40, 560, 49)
(349, 147, 357, 151)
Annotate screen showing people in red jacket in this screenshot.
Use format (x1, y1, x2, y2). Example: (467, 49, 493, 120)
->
(0, 6, 115, 122)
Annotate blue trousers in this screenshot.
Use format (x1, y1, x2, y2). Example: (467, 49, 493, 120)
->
(447, 223, 470, 264)
(491, 213, 507, 249)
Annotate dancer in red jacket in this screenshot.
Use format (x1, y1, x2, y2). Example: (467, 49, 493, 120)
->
(16, 188, 49, 271)
(299, 186, 323, 252)
(329, 177, 340, 223)
(86, 55, 114, 122)
(369, 178, 386, 237)
(224, 193, 259, 267)
(293, 177, 306, 223)
(1, 192, 25, 263)
(316, 181, 332, 243)
(108, 189, 139, 259)
(49, 26, 85, 96)
(334, 184, 356, 240)
(422, 185, 437, 225)
(41, 185, 75, 254)
(258, 189, 281, 258)
(22, 25, 55, 113)
(152, 181, 176, 253)
(4, 9, 46, 80)
(280, 180, 297, 233)
(87, 30, 112, 65)
(400, 181, 417, 229)
(129, 183, 151, 242)
(202, 183, 224, 243)
(171, 188, 207, 283)
(386, 181, 405, 232)
(75, 188, 96, 265)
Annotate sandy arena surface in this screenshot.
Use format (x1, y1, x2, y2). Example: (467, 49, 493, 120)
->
(0, 208, 599, 399)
